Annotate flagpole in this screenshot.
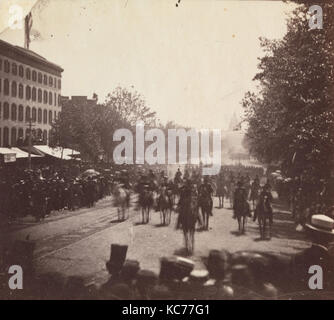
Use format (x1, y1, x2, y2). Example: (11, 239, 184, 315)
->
(24, 12, 33, 50)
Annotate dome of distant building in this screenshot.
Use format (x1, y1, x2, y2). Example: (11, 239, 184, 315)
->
(228, 112, 241, 131)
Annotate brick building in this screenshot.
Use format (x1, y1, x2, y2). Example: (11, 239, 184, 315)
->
(0, 39, 63, 147)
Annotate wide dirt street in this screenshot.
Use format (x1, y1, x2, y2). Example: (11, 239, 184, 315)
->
(7, 196, 310, 287)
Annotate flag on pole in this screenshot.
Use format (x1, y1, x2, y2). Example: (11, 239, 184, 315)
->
(24, 12, 33, 49)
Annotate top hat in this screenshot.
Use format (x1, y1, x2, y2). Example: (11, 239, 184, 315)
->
(207, 249, 231, 279)
(106, 244, 128, 275)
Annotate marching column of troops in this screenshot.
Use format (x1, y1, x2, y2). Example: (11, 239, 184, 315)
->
(1, 162, 333, 227)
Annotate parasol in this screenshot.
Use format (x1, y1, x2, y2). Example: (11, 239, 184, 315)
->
(80, 169, 101, 178)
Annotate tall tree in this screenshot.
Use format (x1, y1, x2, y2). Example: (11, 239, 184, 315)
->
(243, 2, 334, 178)
(104, 87, 157, 127)
(51, 98, 102, 161)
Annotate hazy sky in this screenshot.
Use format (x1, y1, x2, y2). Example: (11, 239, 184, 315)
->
(0, 0, 296, 129)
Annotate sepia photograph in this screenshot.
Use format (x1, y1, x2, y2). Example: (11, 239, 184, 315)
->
(0, 0, 333, 302)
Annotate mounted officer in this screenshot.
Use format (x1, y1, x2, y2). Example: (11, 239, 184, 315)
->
(198, 176, 214, 216)
(176, 178, 198, 229)
(216, 170, 226, 208)
(119, 169, 131, 190)
(233, 180, 251, 219)
(253, 183, 273, 223)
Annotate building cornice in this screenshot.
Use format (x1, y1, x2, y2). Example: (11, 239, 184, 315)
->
(0, 39, 63, 77)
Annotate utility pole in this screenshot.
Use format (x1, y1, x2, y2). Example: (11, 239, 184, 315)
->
(26, 116, 35, 170)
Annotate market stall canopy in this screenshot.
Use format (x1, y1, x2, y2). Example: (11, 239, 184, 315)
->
(32, 145, 80, 160)
(11, 148, 41, 159)
(0, 148, 16, 163)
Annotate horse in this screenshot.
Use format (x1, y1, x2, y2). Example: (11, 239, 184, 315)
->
(198, 192, 212, 230)
(254, 194, 273, 240)
(112, 184, 131, 221)
(233, 192, 250, 234)
(170, 181, 182, 207)
(249, 184, 260, 211)
(216, 182, 227, 209)
(157, 187, 173, 225)
(138, 188, 154, 224)
(178, 193, 198, 254)
(227, 182, 235, 209)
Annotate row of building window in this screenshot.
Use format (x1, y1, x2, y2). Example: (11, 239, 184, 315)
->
(0, 58, 61, 89)
(0, 102, 58, 124)
(0, 79, 61, 106)
(0, 127, 50, 147)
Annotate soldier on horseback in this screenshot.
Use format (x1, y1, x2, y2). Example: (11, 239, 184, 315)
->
(249, 175, 260, 210)
(148, 169, 157, 192)
(198, 176, 214, 216)
(216, 170, 226, 208)
(227, 172, 236, 208)
(253, 184, 274, 239)
(119, 169, 131, 190)
(233, 181, 250, 219)
(176, 178, 197, 228)
(176, 178, 198, 253)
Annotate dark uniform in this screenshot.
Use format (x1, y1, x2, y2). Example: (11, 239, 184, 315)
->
(177, 180, 198, 229)
(174, 169, 182, 184)
(198, 179, 214, 216)
(233, 182, 250, 219)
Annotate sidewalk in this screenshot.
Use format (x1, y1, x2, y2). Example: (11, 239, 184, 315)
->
(4, 196, 113, 233)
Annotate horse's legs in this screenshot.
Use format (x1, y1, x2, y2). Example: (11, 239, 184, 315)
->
(166, 209, 169, 225)
(203, 208, 208, 230)
(237, 217, 241, 233)
(166, 209, 170, 225)
(206, 211, 209, 230)
(183, 231, 188, 253)
(190, 230, 194, 254)
(268, 219, 272, 239)
(259, 217, 264, 239)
